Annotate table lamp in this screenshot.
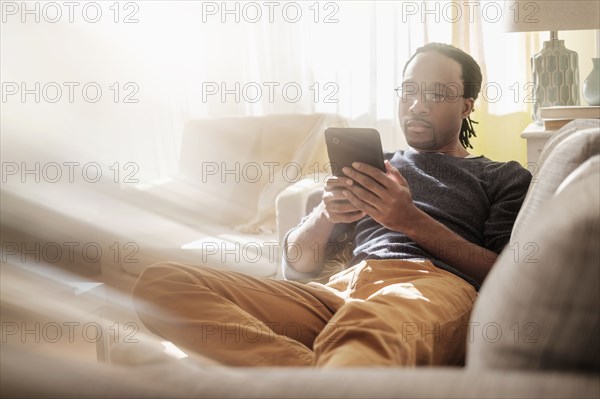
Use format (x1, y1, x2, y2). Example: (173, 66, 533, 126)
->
(503, 0, 600, 123)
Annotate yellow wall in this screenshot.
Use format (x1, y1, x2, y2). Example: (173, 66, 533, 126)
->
(469, 110, 531, 164)
(471, 30, 598, 165)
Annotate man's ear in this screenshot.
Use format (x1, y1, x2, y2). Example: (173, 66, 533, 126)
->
(462, 97, 475, 118)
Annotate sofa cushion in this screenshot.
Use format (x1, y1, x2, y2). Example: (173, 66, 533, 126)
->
(467, 158, 600, 372)
(511, 124, 600, 242)
(178, 116, 266, 226)
(236, 113, 347, 233)
(178, 114, 346, 230)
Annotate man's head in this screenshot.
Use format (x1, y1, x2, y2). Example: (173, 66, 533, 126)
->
(398, 43, 482, 155)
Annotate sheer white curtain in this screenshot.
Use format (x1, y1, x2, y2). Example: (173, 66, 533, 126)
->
(170, 0, 536, 163)
(183, 1, 456, 150)
(1, 1, 535, 183)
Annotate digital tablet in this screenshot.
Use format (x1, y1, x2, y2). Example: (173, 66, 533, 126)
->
(324, 127, 386, 177)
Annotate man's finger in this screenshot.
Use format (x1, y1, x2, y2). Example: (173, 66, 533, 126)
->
(342, 189, 378, 216)
(327, 210, 366, 223)
(328, 199, 363, 213)
(325, 176, 353, 189)
(343, 183, 384, 211)
(341, 167, 387, 198)
(323, 189, 351, 202)
(351, 162, 387, 180)
(349, 162, 400, 192)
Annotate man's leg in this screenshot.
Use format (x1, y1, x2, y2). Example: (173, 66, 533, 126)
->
(132, 262, 343, 366)
(313, 259, 477, 367)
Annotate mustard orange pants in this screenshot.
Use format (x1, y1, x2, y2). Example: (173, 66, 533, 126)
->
(132, 259, 477, 367)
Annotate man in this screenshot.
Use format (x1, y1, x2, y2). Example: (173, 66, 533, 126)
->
(132, 43, 531, 367)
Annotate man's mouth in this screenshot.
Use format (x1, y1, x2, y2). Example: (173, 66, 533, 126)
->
(406, 119, 431, 132)
(406, 119, 431, 127)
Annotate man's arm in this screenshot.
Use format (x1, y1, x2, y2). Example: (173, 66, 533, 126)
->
(340, 160, 496, 285)
(400, 208, 497, 284)
(285, 177, 365, 274)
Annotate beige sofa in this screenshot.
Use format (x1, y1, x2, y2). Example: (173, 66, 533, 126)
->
(1, 120, 599, 398)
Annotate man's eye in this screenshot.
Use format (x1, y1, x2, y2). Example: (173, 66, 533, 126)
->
(425, 93, 445, 102)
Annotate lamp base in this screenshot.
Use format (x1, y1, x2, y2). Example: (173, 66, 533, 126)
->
(531, 35, 580, 123)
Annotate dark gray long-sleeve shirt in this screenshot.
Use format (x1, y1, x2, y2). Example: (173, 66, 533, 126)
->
(283, 148, 532, 290)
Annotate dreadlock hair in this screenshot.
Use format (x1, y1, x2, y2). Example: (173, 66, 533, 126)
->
(402, 43, 482, 149)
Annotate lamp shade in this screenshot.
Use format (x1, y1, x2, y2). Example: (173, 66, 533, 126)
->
(503, 0, 600, 32)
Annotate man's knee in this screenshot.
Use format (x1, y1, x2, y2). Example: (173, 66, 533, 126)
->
(132, 262, 222, 302)
(133, 262, 201, 303)
(134, 261, 174, 290)
(131, 262, 173, 308)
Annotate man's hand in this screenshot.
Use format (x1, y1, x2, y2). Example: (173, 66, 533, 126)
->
(322, 175, 367, 224)
(341, 159, 497, 284)
(340, 160, 417, 232)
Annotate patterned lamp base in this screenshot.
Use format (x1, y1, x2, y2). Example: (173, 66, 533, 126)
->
(531, 34, 580, 124)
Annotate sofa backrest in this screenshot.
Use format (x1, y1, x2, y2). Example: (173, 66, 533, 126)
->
(177, 113, 346, 229)
(510, 121, 600, 243)
(537, 119, 600, 170)
(467, 151, 600, 372)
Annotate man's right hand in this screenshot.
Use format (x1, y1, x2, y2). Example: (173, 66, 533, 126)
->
(321, 176, 366, 223)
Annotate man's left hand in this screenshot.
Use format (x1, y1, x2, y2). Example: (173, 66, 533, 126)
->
(341, 160, 417, 232)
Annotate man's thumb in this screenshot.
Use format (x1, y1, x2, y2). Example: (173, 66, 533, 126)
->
(385, 160, 408, 186)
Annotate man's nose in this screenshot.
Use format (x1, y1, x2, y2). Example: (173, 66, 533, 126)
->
(408, 97, 430, 115)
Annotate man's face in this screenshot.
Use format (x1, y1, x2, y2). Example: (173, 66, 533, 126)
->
(398, 51, 473, 153)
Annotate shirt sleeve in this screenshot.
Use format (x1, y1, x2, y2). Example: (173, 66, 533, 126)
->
(281, 213, 319, 281)
(483, 161, 532, 253)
